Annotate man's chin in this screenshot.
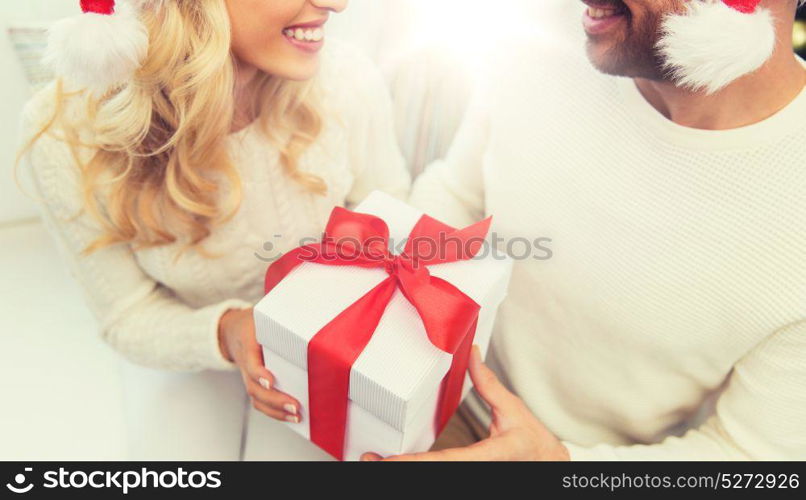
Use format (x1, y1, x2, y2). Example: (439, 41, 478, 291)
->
(585, 39, 667, 80)
(585, 41, 625, 77)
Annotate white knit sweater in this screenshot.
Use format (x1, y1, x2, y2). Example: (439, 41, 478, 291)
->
(20, 40, 410, 373)
(410, 37, 806, 460)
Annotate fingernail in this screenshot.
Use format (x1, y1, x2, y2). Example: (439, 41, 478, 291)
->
(283, 403, 298, 415)
(285, 414, 300, 424)
(259, 377, 271, 390)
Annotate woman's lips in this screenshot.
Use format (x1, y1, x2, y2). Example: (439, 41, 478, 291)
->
(582, 2, 627, 36)
(282, 25, 325, 53)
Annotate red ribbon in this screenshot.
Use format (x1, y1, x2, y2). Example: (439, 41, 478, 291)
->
(264, 206, 492, 460)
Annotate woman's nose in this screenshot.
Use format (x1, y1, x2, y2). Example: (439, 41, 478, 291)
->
(310, 0, 348, 13)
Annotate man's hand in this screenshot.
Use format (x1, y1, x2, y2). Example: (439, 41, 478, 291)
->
(361, 346, 570, 461)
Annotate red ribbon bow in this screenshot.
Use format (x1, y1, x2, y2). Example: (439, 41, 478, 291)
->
(264, 206, 492, 460)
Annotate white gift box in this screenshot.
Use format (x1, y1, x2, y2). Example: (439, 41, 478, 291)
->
(254, 191, 512, 461)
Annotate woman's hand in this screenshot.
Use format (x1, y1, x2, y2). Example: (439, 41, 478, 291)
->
(361, 346, 570, 461)
(218, 308, 301, 423)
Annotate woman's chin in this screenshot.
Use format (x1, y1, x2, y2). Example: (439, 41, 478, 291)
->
(263, 59, 321, 82)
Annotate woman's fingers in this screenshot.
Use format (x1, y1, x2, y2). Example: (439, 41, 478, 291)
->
(227, 309, 301, 423)
(252, 399, 296, 422)
(238, 330, 302, 421)
(243, 339, 271, 383)
(243, 342, 281, 402)
(244, 375, 302, 421)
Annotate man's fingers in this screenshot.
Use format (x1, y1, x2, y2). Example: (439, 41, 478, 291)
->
(367, 450, 451, 462)
(361, 439, 506, 462)
(468, 345, 518, 412)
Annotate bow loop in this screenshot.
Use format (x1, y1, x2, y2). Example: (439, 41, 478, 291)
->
(404, 215, 492, 267)
(325, 207, 390, 249)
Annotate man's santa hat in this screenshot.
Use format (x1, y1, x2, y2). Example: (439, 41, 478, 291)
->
(44, 0, 162, 96)
(658, 0, 779, 94)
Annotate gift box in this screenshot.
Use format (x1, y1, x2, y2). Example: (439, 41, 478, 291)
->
(253, 191, 512, 461)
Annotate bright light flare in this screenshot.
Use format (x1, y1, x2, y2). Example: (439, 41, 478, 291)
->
(405, 0, 542, 69)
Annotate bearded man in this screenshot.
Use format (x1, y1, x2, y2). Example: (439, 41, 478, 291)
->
(364, 0, 806, 461)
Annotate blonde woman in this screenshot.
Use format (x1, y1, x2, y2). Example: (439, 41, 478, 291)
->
(18, 0, 410, 459)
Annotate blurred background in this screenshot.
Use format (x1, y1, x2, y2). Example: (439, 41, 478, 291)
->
(1, 0, 805, 460)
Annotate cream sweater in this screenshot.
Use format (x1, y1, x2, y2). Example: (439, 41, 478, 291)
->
(410, 37, 806, 460)
(20, 40, 410, 373)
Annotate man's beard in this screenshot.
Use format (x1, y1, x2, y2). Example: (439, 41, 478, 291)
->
(585, 1, 673, 81)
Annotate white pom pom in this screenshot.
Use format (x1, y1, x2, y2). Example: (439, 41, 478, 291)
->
(658, 1, 776, 95)
(44, 2, 148, 96)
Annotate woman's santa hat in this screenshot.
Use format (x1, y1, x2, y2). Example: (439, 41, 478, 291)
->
(658, 0, 778, 94)
(44, 1, 161, 96)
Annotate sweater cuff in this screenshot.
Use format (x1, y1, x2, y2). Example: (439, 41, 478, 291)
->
(564, 442, 621, 461)
(203, 299, 254, 372)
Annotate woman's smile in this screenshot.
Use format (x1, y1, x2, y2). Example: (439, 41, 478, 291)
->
(227, 0, 346, 81)
(282, 19, 327, 53)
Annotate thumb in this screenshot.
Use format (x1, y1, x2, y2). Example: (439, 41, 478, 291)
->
(468, 345, 518, 413)
(360, 452, 383, 462)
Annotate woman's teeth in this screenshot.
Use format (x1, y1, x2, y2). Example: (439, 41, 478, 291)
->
(587, 7, 619, 19)
(283, 27, 324, 42)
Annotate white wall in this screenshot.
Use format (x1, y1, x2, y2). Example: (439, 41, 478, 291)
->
(1, 1, 78, 224)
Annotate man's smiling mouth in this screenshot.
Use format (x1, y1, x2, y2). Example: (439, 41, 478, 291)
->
(582, 0, 629, 35)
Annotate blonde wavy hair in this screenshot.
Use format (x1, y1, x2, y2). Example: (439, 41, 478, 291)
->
(19, 0, 325, 255)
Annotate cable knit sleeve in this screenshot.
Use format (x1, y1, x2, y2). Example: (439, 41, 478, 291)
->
(408, 86, 490, 228)
(19, 92, 250, 372)
(329, 42, 410, 206)
(565, 320, 806, 460)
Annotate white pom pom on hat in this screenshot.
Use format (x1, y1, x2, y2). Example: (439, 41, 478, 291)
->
(658, 0, 777, 95)
(44, 0, 160, 96)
